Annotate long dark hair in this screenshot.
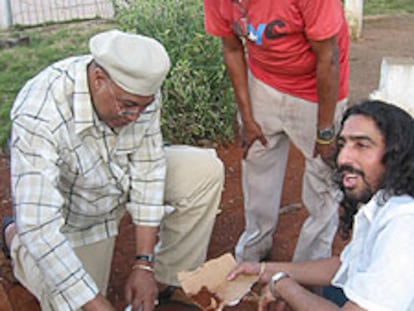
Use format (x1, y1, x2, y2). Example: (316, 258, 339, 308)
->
(336, 99, 414, 239)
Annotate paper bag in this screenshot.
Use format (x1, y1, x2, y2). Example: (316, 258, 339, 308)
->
(177, 253, 259, 310)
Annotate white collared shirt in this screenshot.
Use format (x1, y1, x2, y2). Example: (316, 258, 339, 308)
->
(332, 193, 414, 311)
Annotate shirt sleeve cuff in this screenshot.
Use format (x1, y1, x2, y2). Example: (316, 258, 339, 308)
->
(51, 272, 99, 311)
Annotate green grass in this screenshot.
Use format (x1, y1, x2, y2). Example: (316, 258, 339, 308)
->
(0, 20, 117, 150)
(364, 0, 414, 15)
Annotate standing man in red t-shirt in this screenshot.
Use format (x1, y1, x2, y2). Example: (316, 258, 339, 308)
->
(203, 0, 350, 262)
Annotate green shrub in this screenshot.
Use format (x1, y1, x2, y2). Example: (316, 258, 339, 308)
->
(115, 0, 236, 145)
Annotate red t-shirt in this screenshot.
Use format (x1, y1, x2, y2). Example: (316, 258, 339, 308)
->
(203, 0, 349, 102)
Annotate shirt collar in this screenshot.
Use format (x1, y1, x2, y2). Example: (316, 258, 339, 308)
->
(360, 191, 384, 222)
(73, 55, 97, 135)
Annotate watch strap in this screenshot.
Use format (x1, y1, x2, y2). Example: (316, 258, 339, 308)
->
(317, 125, 335, 141)
(135, 254, 155, 263)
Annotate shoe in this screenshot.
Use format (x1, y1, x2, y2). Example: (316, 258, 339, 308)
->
(1, 216, 15, 260)
(158, 286, 201, 309)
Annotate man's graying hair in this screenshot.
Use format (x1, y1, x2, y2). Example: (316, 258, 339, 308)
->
(336, 99, 414, 239)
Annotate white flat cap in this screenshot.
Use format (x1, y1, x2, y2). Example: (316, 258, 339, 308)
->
(89, 29, 171, 96)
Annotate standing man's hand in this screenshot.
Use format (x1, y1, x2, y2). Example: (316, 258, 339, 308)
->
(242, 120, 268, 159)
(314, 141, 336, 168)
(125, 267, 158, 311)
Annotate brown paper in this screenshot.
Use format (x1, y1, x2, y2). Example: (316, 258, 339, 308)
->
(177, 253, 259, 311)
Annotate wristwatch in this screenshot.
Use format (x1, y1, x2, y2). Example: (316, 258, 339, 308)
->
(317, 125, 335, 142)
(269, 271, 290, 298)
(135, 254, 155, 263)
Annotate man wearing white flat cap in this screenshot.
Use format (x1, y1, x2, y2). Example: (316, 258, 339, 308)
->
(4, 29, 224, 311)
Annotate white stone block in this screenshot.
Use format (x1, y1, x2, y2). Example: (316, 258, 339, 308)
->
(344, 0, 364, 39)
(369, 57, 414, 117)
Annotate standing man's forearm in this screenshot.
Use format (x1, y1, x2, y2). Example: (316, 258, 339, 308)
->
(221, 35, 268, 157)
(310, 36, 340, 129)
(221, 36, 253, 124)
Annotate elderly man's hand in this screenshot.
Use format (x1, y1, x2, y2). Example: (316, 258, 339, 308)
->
(125, 268, 158, 311)
(83, 293, 116, 311)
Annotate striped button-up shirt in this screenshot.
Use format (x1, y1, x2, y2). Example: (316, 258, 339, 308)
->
(10, 55, 166, 310)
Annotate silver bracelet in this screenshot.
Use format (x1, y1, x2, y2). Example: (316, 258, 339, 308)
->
(132, 264, 154, 273)
(269, 271, 290, 298)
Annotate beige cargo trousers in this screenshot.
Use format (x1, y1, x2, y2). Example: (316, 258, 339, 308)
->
(235, 73, 347, 262)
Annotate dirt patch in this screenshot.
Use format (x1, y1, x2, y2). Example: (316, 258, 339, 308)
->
(1, 14, 414, 311)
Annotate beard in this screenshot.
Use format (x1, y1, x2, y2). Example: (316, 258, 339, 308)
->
(343, 182, 373, 205)
(334, 165, 375, 205)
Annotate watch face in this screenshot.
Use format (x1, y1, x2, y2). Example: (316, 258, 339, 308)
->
(317, 127, 335, 140)
(135, 254, 155, 263)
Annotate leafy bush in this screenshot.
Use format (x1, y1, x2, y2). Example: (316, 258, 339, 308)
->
(115, 0, 236, 145)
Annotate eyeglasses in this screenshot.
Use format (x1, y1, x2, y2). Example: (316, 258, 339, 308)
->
(107, 81, 154, 117)
(232, 0, 257, 42)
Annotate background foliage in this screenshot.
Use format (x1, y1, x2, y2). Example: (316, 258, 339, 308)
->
(115, 0, 235, 145)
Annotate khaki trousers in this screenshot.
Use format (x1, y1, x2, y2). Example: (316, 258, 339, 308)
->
(235, 73, 347, 262)
(11, 145, 224, 310)
(11, 237, 115, 311)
